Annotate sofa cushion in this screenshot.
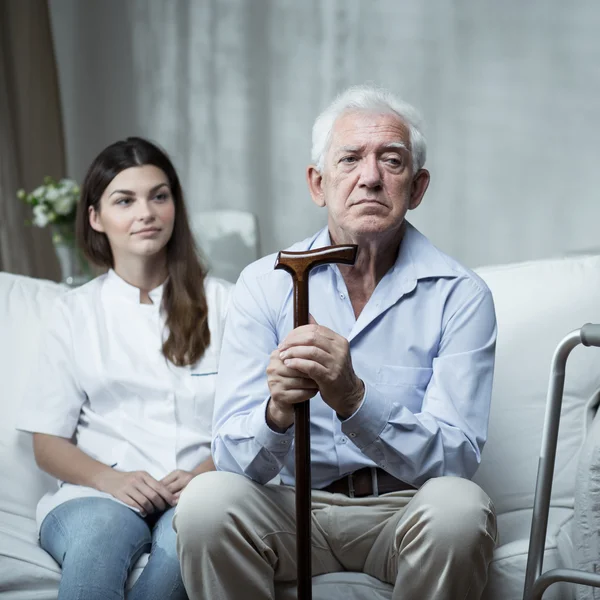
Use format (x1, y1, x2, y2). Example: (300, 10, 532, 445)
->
(0, 273, 66, 523)
(474, 255, 600, 516)
(482, 507, 575, 600)
(573, 404, 600, 599)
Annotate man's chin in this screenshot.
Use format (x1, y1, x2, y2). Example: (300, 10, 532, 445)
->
(344, 218, 402, 237)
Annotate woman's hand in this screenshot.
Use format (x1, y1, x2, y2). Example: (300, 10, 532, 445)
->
(161, 459, 216, 501)
(94, 469, 176, 517)
(160, 469, 196, 498)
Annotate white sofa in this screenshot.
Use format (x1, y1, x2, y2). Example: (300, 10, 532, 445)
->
(2, 253, 600, 599)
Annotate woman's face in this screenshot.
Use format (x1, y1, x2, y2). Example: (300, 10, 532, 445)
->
(89, 165, 176, 264)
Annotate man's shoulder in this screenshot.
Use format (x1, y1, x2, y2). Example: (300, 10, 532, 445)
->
(432, 246, 491, 297)
(407, 223, 491, 298)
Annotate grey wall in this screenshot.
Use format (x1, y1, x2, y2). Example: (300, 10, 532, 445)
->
(49, 0, 600, 271)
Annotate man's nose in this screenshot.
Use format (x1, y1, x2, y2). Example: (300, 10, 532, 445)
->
(358, 155, 382, 188)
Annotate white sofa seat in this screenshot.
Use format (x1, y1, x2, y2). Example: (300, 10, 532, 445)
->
(2, 252, 600, 599)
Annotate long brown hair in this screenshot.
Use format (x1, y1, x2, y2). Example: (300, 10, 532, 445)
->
(76, 136, 210, 366)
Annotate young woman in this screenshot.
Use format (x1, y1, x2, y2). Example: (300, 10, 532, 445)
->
(17, 137, 231, 600)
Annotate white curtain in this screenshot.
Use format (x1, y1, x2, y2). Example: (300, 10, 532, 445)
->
(49, 0, 600, 276)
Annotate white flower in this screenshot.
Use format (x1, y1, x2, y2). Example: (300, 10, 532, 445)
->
(31, 186, 45, 200)
(53, 194, 76, 216)
(59, 178, 78, 193)
(45, 187, 61, 203)
(32, 204, 50, 227)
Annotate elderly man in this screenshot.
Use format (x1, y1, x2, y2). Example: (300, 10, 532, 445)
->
(174, 85, 497, 599)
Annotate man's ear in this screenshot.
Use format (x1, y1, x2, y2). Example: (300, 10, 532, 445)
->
(408, 169, 430, 210)
(88, 205, 105, 233)
(307, 166, 326, 208)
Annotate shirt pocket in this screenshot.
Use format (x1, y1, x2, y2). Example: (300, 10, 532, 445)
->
(188, 356, 218, 423)
(374, 365, 433, 411)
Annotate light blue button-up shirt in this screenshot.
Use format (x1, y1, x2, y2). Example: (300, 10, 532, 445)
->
(212, 222, 497, 489)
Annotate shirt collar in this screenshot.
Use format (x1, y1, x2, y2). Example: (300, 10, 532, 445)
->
(310, 220, 458, 282)
(104, 269, 166, 305)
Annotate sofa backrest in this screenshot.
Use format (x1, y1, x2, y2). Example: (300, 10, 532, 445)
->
(474, 255, 600, 515)
(0, 272, 66, 521)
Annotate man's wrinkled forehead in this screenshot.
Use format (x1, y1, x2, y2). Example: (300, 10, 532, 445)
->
(328, 110, 411, 155)
(335, 141, 409, 155)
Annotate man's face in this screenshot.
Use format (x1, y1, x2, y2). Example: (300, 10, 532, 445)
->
(309, 110, 428, 240)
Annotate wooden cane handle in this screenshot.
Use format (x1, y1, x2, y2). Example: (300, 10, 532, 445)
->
(275, 245, 358, 327)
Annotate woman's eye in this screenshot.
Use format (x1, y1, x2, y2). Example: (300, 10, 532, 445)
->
(116, 197, 132, 206)
(154, 192, 169, 202)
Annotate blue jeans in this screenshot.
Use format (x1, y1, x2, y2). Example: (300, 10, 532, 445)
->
(40, 497, 188, 600)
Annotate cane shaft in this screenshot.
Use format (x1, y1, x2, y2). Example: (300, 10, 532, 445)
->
(292, 275, 312, 599)
(295, 401, 312, 599)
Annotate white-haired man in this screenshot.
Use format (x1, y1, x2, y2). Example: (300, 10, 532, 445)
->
(174, 85, 498, 599)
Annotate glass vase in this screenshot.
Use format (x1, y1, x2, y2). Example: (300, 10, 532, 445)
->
(51, 224, 92, 287)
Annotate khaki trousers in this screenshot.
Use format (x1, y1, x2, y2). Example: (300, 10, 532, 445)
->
(174, 471, 497, 600)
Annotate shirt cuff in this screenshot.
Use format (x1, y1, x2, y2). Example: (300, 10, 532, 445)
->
(250, 397, 295, 455)
(340, 382, 391, 449)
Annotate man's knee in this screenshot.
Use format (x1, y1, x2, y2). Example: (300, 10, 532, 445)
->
(174, 471, 254, 547)
(406, 476, 496, 550)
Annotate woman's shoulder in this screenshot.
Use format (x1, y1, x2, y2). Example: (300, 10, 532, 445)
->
(203, 275, 233, 327)
(58, 273, 106, 306)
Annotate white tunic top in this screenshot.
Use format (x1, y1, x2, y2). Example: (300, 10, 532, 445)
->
(17, 269, 231, 531)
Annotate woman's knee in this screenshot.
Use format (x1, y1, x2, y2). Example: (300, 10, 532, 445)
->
(45, 497, 150, 553)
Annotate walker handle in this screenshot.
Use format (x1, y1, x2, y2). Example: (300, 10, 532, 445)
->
(580, 324, 600, 347)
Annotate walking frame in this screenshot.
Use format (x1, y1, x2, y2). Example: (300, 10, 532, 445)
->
(523, 323, 600, 599)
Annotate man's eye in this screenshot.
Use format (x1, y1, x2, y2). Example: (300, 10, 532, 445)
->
(385, 157, 402, 167)
(340, 156, 357, 164)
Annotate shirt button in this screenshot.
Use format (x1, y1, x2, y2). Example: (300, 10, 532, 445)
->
(339, 293, 345, 299)
(379, 462, 386, 468)
(349, 432, 357, 438)
(280, 440, 289, 445)
(339, 437, 347, 444)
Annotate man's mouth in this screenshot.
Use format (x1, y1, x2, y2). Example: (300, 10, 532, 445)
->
(353, 199, 386, 207)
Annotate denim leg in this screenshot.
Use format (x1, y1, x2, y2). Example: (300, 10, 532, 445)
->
(40, 497, 151, 600)
(128, 506, 188, 600)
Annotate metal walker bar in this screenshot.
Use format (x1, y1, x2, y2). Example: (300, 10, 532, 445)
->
(523, 323, 600, 600)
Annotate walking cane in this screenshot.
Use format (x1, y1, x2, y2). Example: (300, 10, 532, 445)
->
(274, 244, 358, 600)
